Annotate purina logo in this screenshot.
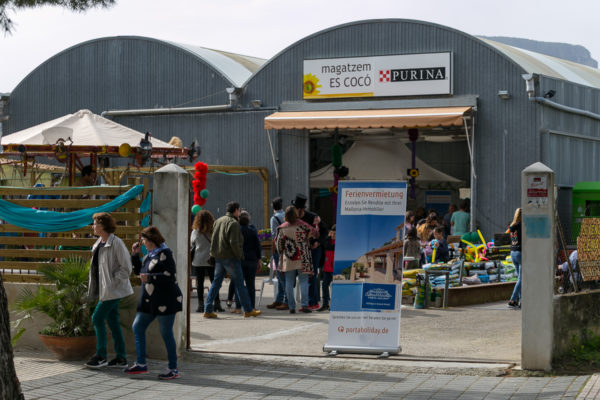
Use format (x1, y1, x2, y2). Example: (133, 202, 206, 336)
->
(365, 288, 393, 301)
(379, 67, 446, 83)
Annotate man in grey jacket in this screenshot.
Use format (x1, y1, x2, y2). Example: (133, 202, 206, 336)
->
(203, 202, 261, 318)
(85, 212, 134, 369)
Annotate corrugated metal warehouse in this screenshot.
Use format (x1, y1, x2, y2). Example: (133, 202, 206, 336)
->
(3, 19, 600, 238)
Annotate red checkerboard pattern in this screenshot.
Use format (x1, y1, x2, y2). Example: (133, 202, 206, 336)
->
(379, 70, 390, 82)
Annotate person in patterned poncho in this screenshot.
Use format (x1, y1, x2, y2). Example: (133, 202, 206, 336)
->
(125, 226, 183, 380)
(276, 206, 319, 314)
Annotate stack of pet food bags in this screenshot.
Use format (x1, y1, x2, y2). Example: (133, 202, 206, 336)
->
(464, 258, 516, 284)
(402, 268, 423, 296)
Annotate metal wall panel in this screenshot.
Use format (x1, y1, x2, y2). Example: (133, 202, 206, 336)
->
(539, 76, 600, 186)
(114, 110, 277, 225)
(6, 37, 232, 133)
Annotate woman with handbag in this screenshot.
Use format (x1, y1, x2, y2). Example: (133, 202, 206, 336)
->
(191, 210, 223, 312)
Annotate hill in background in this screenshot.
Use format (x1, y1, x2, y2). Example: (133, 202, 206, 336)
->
(480, 36, 598, 68)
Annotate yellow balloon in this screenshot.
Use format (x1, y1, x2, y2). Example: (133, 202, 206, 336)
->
(118, 143, 131, 157)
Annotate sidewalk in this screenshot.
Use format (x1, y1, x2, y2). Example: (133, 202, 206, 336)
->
(13, 349, 592, 399)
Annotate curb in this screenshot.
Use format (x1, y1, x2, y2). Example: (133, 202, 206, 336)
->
(182, 350, 514, 376)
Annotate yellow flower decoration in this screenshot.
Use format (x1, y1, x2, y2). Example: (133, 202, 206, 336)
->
(303, 73, 322, 96)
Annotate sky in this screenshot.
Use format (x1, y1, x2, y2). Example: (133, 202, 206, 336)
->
(1, 0, 598, 93)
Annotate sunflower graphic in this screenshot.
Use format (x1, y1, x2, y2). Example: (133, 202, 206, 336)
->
(303, 73, 322, 97)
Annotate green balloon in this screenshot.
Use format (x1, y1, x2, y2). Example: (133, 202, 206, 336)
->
(191, 204, 202, 214)
(200, 189, 210, 199)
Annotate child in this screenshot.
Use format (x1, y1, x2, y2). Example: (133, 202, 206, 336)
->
(403, 227, 421, 269)
(432, 227, 449, 263)
(417, 222, 433, 263)
(318, 225, 335, 312)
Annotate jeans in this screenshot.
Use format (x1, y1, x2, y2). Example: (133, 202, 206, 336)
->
(273, 253, 287, 303)
(205, 258, 253, 313)
(285, 270, 308, 310)
(132, 312, 177, 370)
(234, 260, 257, 309)
(308, 247, 322, 305)
(509, 250, 522, 302)
(321, 271, 333, 306)
(92, 298, 126, 359)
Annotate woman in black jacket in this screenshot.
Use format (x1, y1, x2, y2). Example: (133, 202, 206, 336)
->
(124, 226, 183, 380)
(233, 210, 262, 311)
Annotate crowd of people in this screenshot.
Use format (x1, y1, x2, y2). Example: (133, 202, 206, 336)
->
(402, 199, 471, 266)
(191, 195, 334, 315)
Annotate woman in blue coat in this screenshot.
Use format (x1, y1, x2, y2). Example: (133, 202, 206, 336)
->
(124, 226, 183, 380)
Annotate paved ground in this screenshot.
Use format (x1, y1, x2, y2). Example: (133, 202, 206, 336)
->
(191, 280, 521, 362)
(13, 350, 593, 399)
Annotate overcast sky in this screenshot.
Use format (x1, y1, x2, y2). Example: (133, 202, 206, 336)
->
(1, 0, 598, 93)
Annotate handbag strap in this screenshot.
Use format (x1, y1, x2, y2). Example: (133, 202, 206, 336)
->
(202, 232, 212, 243)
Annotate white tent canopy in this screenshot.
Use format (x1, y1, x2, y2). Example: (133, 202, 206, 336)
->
(310, 137, 461, 188)
(1, 109, 174, 148)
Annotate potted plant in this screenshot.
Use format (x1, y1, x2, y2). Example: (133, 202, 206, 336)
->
(354, 263, 367, 278)
(13, 257, 98, 361)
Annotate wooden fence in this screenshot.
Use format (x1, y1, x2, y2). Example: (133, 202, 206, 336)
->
(0, 183, 149, 282)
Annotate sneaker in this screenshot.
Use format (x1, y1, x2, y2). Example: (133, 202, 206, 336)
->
(244, 309, 262, 317)
(507, 301, 518, 310)
(275, 303, 289, 310)
(107, 356, 127, 368)
(289, 309, 296, 314)
(299, 307, 312, 313)
(124, 363, 148, 375)
(267, 301, 282, 309)
(158, 368, 180, 380)
(230, 308, 242, 314)
(308, 304, 320, 311)
(85, 354, 107, 369)
(317, 305, 329, 312)
(203, 312, 218, 318)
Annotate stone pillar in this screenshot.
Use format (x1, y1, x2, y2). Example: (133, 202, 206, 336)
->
(152, 164, 190, 355)
(521, 162, 555, 371)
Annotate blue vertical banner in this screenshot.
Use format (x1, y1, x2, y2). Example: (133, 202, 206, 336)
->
(324, 181, 407, 355)
(333, 181, 407, 275)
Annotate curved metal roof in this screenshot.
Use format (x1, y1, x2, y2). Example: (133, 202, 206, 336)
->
(167, 41, 266, 87)
(480, 38, 600, 89)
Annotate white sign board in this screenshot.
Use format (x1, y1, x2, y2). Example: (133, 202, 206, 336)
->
(340, 187, 406, 216)
(325, 282, 402, 355)
(327, 311, 400, 348)
(527, 175, 548, 208)
(303, 52, 452, 99)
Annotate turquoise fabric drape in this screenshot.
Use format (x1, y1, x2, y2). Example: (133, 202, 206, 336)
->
(0, 185, 144, 232)
(140, 193, 151, 213)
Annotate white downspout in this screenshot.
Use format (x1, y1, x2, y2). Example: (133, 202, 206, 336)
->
(265, 129, 280, 195)
(463, 116, 477, 232)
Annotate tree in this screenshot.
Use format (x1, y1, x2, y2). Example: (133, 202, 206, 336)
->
(0, 0, 115, 33)
(0, 273, 24, 400)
